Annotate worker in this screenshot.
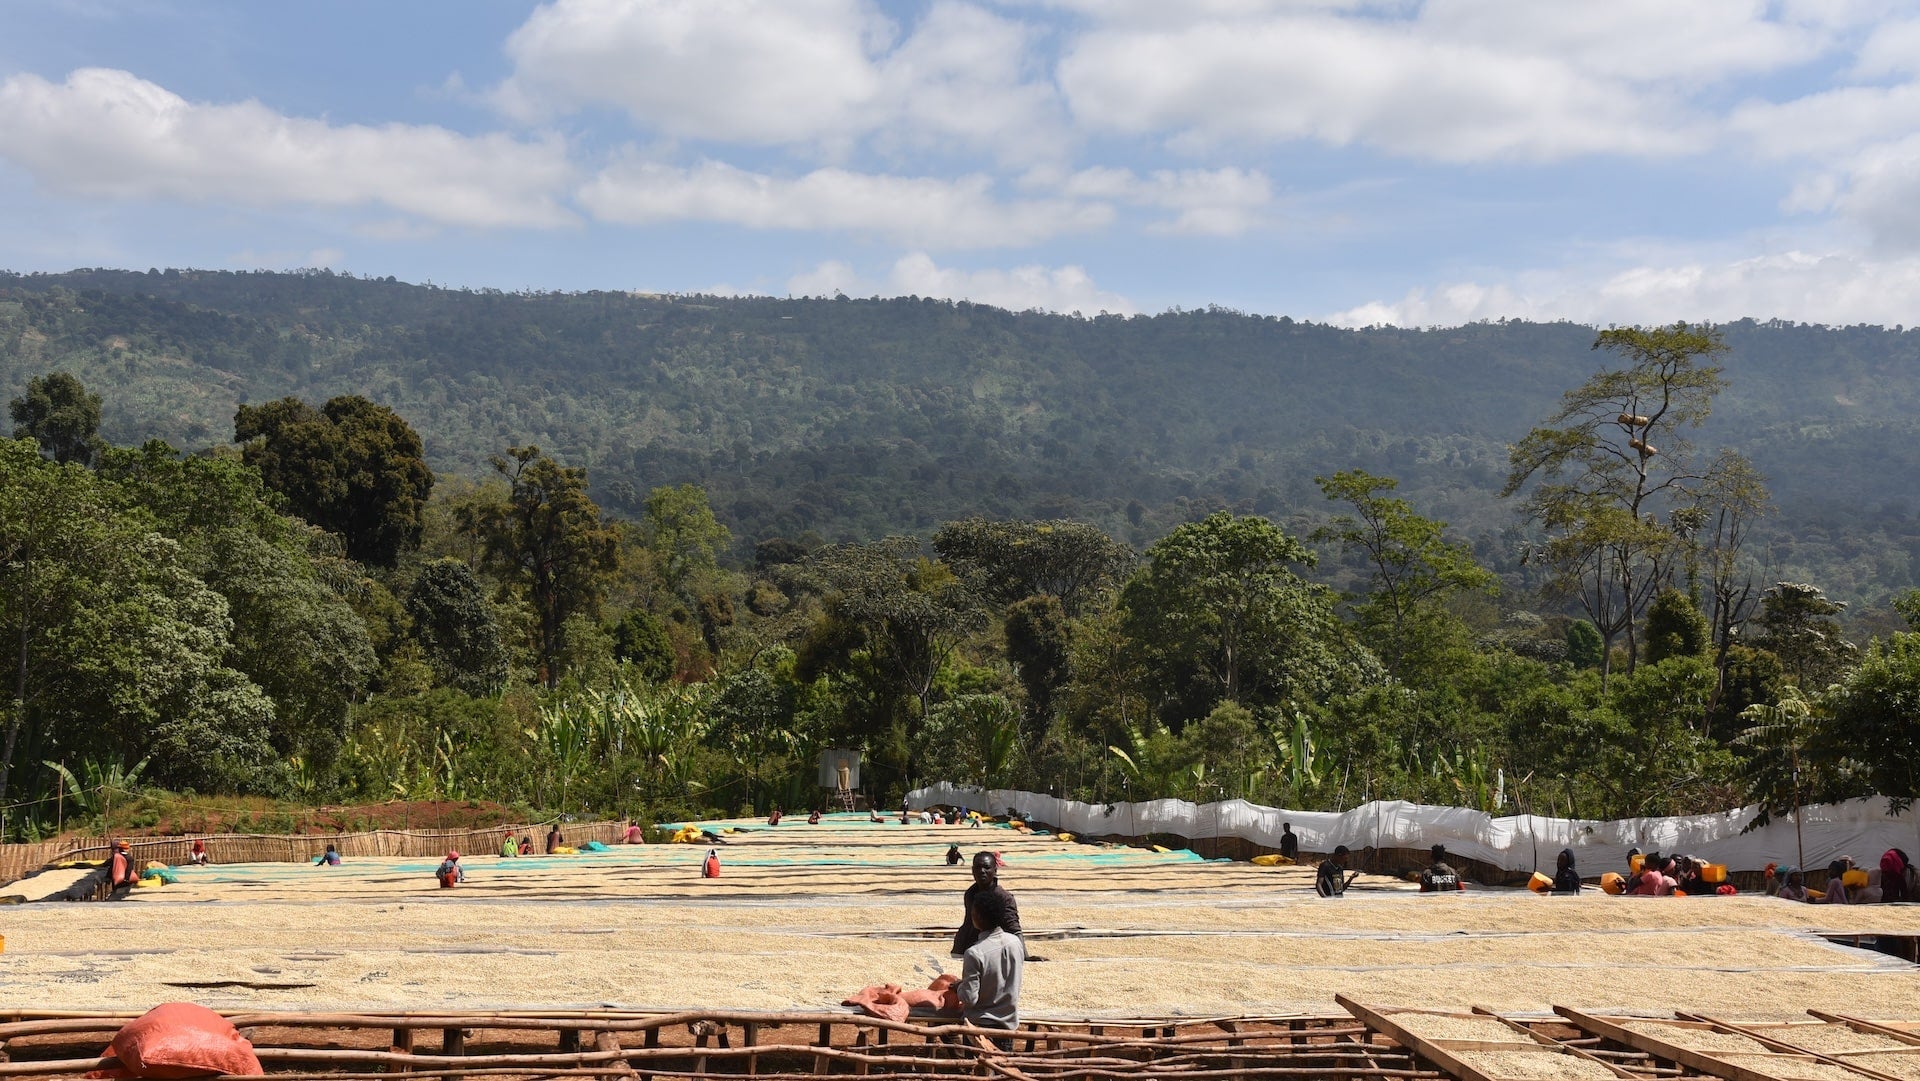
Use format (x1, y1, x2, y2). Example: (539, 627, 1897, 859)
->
(1882, 850, 1912, 904)
(108, 840, 140, 890)
(1633, 853, 1675, 896)
(1316, 845, 1355, 898)
(436, 850, 464, 888)
(547, 825, 563, 854)
(188, 839, 210, 866)
(314, 843, 341, 866)
(955, 890, 1025, 1050)
(500, 833, 519, 858)
(947, 844, 963, 866)
(1551, 848, 1581, 894)
(1777, 865, 1811, 902)
(1823, 858, 1854, 904)
(1279, 822, 1299, 863)
(701, 848, 721, 879)
(900, 801, 911, 825)
(622, 822, 642, 844)
(952, 851, 1022, 955)
(768, 805, 783, 826)
(1419, 844, 1465, 892)
(869, 808, 885, 823)
(807, 808, 822, 826)
(521, 834, 534, 856)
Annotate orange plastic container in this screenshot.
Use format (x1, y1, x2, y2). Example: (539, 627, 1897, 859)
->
(1528, 872, 1552, 893)
(1629, 853, 1645, 874)
(1844, 869, 1870, 889)
(1702, 863, 1727, 884)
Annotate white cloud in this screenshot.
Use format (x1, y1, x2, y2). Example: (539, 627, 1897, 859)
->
(499, 0, 1062, 160)
(1734, 86, 1920, 253)
(1049, 1, 1860, 162)
(788, 251, 1136, 313)
(1326, 249, 1920, 328)
(1045, 165, 1272, 235)
(499, 0, 890, 144)
(0, 69, 574, 228)
(1057, 16, 1694, 162)
(577, 158, 1111, 247)
(1852, 17, 1920, 78)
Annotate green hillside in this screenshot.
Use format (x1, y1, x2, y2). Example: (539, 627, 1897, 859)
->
(5, 267, 1918, 609)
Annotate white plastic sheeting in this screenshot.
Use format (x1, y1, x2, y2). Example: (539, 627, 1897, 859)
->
(906, 782, 1920, 873)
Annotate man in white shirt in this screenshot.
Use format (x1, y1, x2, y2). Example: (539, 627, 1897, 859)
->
(956, 891, 1025, 1049)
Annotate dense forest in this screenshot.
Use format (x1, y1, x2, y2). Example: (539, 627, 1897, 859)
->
(3, 269, 1919, 842)
(5, 269, 1920, 618)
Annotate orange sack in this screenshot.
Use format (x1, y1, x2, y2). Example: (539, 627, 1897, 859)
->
(89, 1002, 262, 1079)
(843, 976, 961, 1021)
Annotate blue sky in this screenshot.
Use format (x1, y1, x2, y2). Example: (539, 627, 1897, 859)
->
(4, 0, 1920, 326)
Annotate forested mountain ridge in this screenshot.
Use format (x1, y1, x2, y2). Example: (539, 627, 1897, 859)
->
(5, 267, 1920, 612)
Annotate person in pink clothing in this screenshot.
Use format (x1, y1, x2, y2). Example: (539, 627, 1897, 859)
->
(1632, 853, 1675, 896)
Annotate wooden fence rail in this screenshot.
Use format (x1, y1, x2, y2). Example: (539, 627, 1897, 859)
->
(0, 820, 634, 888)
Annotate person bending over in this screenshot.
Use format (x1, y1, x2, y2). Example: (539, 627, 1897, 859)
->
(1551, 848, 1581, 894)
(1420, 844, 1465, 892)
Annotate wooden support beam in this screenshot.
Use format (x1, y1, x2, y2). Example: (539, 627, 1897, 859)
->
(595, 1030, 635, 1081)
(744, 1021, 759, 1076)
(1808, 1013, 1920, 1048)
(388, 1027, 414, 1075)
(1555, 1007, 1785, 1081)
(1337, 998, 1503, 1081)
(1681, 1014, 1913, 1081)
(442, 1028, 465, 1056)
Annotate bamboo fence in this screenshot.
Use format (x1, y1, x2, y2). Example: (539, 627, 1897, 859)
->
(0, 1009, 1424, 1081)
(0, 820, 634, 888)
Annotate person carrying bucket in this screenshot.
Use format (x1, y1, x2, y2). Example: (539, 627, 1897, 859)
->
(436, 850, 464, 888)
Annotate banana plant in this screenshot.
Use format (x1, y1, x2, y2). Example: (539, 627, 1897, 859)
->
(42, 756, 149, 819)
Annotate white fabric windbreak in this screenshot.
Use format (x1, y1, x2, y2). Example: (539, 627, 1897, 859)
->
(907, 783, 1920, 873)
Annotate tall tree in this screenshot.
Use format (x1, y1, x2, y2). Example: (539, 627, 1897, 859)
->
(102, 441, 375, 769)
(406, 559, 510, 696)
(1828, 634, 1920, 810)
(1752, 582, 1855, 690)
(1004, 594, 1070, 747)
(1, 439, 277, 805)
(1693, 450, 1770, 732)
(806, 537, 984, 776)
(481, 446, 620, 687)
(932, 518, 1133, 617)
(9, 372, 103, 467)
(1504, 323, 1728, 688)
(234, 395, 432, 567)
(642, 484, 731, 603)
(1313, 469, 1495, 677)
(1118, 512, 1377, 721)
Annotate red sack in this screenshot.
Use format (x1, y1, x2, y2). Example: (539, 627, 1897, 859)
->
(844, 976, 961, 1020)
(843, 983, 909, 1022)
(89, 1003, 262, 1079)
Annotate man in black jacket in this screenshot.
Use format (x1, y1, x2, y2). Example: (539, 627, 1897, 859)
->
(1316, 845, 1355, 897)
(1419, 844, 1465, 892)
(952, 851, 1022, 955)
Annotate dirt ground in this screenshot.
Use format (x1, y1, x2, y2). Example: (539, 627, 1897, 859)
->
(4, 813, 1918, 1021)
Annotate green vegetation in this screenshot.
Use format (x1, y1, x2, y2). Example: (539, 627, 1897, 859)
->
(3, 270, 1920, 839)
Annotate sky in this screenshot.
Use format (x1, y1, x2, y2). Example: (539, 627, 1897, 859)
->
(4, 0, 1920, 327)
